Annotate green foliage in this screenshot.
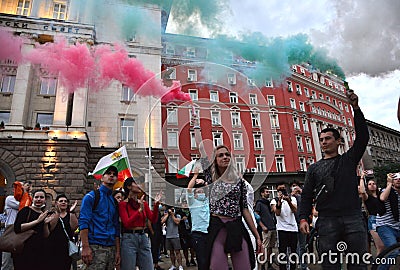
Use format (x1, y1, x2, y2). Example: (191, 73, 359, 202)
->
(373, 162, 400, 188)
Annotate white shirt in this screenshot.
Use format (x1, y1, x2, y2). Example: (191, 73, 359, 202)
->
(5, 195, 20, 225)
(271, 197, 298, 232)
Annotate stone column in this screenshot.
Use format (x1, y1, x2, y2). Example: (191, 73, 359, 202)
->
(310, 119, 322, 161)
(71, 87, 88, 128)
(7, 44, 34, 130)
(52, 85, 69, 128)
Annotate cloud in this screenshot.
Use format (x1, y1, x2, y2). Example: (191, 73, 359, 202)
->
(311, 0, 400, 75)
(347, 71, 400, 130)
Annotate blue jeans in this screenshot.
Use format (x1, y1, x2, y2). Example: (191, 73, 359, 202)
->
(120, 232, 153, 270)
(376, 225, 400, 270)
(316, 214, 367, 270)
(192, 231, 208, 270)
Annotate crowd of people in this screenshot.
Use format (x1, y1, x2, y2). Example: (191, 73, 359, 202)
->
(0, 91, 399, 270)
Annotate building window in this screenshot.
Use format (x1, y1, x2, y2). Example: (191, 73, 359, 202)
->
(348, 118, 352, 126)
(190, 132, 196, 149)
(342, 116, 346, 124)
(254, 134, 263, 149)
(249, 94, 258, 105)
(293, 116, 300, 130)
(251, 112, 260, 127)
(188, 69, 197, 82)
(296, 84, 302, 95)
(296, 136, 304, 152)
(167, 131, 178, 147)
(339, 101, 343, 110)
(229, 92, 238, 103)
(299, 157, 307, 171)
(188, 89, 198, 101)
(270, 114, 280, 128)
(227, 73, 236, 85)
(210, 91, 219, 102)
(275, 157, 286, 172)
(186, 47, 196, 58)
(326, 96, 331, 102)
(256, 157, 266, 172)
(233, 133, 243, 149)
(211, 111, 221, 125)
(247, 78, 256, 86)
(36, 113, 53, 128)
(167, 108, 178, 124)
(311, 90, 317, 99)
(213, 132, 223, 147)
(333, 99, 337, 107)
(273, 134, 282, 150)
(1, 75, 16, 93)
(267, 95, 276, 106)
(305, 137, 313, 152)
(189, 108, 200, 126)
(121, 119, 135, 142)
(165, 44, 175, 55)
(165, 67, 176, 79)
(235, 157, 245, 173)
(345, 104, 349, 112)
(53, 2, 67, 20)
(299, 102, 305, 112)
(287, 81, 293, 92)
(0, 111, 10, 124)
(302, 118, 309, 132)
(40, 77, 57, 95)
(168, 157, 178, 173)
(304, 87, 309, 97)
(16, 0, 31, 16)
(319, 93, 324, 99)
(290, 99, 296, 109)
(122, 85, 135, 102)
(265, 79, 273, 87)
(231, 111, 241, 127)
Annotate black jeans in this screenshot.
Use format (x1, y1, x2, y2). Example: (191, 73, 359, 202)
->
(316, 214, 367, 270)
(277, 230, 298, 270)
(192, 231, 208, 270)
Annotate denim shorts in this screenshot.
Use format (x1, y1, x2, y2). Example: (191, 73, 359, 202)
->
(368, 215, 377, 231)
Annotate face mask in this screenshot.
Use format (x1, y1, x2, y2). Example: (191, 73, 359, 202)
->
(196, 193, 206, 201)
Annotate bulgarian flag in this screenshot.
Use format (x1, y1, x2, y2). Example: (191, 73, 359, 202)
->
(89, 145, 132, 189)
(176, 159, 197, 179)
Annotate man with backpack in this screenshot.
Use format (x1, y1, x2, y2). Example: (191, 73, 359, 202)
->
(255, 186, 276, 270)
(79, 165, 121, 270)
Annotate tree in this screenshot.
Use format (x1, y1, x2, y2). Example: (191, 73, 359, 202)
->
(373, 162, 400, 188)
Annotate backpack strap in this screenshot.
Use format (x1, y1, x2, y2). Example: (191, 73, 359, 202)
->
(92, 189, 100, 211)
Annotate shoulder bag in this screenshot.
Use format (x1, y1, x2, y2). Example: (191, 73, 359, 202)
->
(59, 216, 80, 260)
(0, 208, 35, 253)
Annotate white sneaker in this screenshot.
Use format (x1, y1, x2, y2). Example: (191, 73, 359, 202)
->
(168, 266, 176, 270)
(178, 266, 184, 270)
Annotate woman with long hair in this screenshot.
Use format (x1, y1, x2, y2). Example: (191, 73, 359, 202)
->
(359, 171, 385, 254)
(12, 189, 55, 270)
(47, 194, 79, 270)
(118, 177, 162, 270)
(198, 143, 262, 269)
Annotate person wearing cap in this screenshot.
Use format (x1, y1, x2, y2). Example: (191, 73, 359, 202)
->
(79, 165, 121, 270)
(118, 177, 162, 270)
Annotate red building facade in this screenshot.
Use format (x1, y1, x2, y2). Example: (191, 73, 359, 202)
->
(161, 34, 355, 187)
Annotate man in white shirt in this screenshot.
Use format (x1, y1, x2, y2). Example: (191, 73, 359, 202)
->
(1, 190, 20, 270)
(271, 182, 298, 270)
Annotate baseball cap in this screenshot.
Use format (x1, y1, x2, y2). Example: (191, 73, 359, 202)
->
(103, 166, 118, 175)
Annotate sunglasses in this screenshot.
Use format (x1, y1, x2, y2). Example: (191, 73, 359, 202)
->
(217, 152, 231, 158)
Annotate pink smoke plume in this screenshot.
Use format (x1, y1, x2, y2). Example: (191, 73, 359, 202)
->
(0, 28, 24, 63)
(25, 38, 190, 101)
(26, 37, 95, 93)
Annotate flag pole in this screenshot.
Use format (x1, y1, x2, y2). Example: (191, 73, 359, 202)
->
(148, 96, 152, 205)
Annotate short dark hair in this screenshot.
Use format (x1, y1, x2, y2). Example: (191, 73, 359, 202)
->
(55, 193, 68, 202)
(103, 165, 118, 175)
(320, 128, 340, 140)
(112, 189, 125, 198)
(259, 186, 268, 195)
(276, 182, 286, 188)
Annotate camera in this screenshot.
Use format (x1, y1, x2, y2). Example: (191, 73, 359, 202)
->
(366, 169, 374, 175)
(395, 172, 400, 179)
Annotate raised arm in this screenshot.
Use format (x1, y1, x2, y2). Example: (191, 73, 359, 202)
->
(380, 173, 395, 202)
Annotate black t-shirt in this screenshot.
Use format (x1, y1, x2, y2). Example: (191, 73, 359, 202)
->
(365, 195, 386, 216)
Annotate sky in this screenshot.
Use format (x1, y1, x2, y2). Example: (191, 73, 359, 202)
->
(166, 0, 400, 131)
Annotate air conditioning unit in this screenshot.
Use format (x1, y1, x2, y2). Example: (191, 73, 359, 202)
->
(187, 77, 193, 82)
(250, 168, 257, 173)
